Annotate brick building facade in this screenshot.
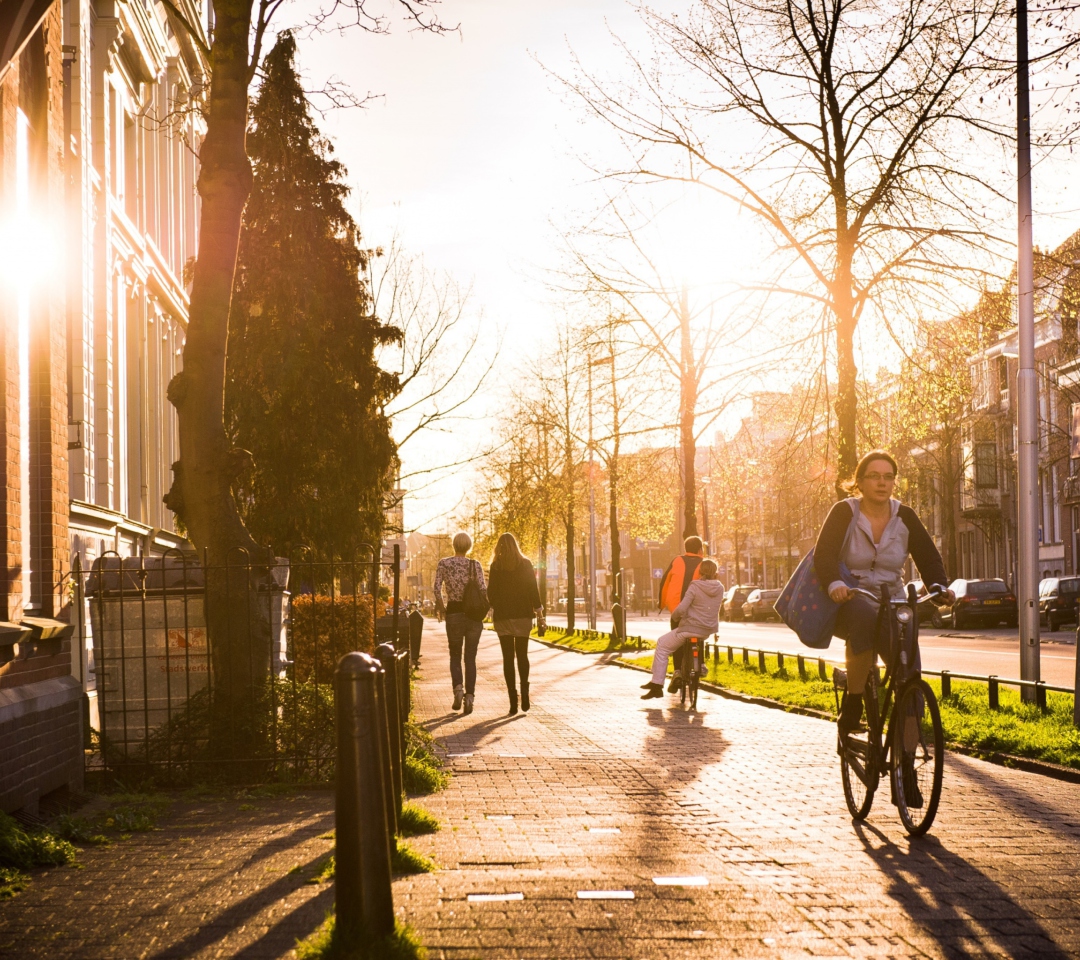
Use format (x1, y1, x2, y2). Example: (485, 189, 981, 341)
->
(0, 0, 207, 813)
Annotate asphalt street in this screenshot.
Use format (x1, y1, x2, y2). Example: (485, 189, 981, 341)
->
(550, 613, 1080, 688)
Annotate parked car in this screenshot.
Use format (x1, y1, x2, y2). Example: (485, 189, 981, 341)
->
(939, 578, 1017, 630)
(721, 584, 759, 621)
(743, 588, 782, 622)
(907, 580, 944, 627)
(1038, 576, 1080, 631)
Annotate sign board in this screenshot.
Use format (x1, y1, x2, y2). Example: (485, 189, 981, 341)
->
(1071, 403, 1080, 459)
(653, 568, 663, 579)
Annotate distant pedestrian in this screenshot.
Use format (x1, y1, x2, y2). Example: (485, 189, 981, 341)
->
(487, 533, 544, 716)
(434, 532, 487, 715)
(641, 559, 724, 699)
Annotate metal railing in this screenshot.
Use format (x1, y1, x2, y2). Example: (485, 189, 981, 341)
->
(76, 545, 405, 784)
(700, 639, 1078, 724)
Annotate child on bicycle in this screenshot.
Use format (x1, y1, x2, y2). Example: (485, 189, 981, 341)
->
(641, 559, 724, 699)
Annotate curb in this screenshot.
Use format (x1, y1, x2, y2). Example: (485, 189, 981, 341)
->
(594, 645, 1080, 788)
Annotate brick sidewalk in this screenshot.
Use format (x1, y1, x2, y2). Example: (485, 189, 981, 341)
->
(2, 622, 1080, 958)
(399, 623, 1080, 959)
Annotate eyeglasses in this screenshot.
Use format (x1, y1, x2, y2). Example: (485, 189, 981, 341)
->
(862, 472, 895, 483)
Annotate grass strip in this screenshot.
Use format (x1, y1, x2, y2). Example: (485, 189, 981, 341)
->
(625, 651, 1080, 770)
(0, 811, 78, 899)
(296, 915, 426, 960)
(398, 802, 441, 836)
(532, 627, 654, 653)
(404, 720, 449, 795)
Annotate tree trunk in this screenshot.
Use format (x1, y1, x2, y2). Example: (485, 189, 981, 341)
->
(678, 287, 698, 537)
(564, 514, 576, 630)
(833, 229, 859, 498)
(164, 0, 273, 760)
(608, 360, 622, 607)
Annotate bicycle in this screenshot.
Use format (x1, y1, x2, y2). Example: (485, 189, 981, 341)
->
(677, 636, 703, 711)
(834, 583, 946, 837)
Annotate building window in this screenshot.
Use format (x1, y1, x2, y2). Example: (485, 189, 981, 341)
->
(974, 442, 997, 488)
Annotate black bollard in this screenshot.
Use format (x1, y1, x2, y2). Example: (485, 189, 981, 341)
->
(409, 609, 424, 664)
(335, 652, 395, 943)
(397, 648, 411, 721)
(374, 644, 403, 826)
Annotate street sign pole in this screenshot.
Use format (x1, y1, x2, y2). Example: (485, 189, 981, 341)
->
(1017, 0, 1041, 701)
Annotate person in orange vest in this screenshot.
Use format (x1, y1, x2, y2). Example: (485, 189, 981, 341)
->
(658, 536, 705, 614)
(655, 536, 706, 692)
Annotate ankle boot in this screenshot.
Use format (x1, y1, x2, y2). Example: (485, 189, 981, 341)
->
(837, 693, 864, 739)
(452, 685, 464, 711)
(521, 682, 530, 712)
(508, 688, 518, 716)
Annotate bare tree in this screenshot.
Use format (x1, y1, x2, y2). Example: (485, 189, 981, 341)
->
(562, 0, 1009, 493)
(160, 0, 451, 750)
(566, 212, 754, 538)
(368, 237, 500, 529)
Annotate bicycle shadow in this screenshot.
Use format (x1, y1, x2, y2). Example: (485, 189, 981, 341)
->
(853, 821, 1071, 959)
(641, 704, 728, 784)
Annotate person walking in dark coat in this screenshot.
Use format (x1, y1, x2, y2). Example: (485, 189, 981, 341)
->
(487, 533, 544, 715)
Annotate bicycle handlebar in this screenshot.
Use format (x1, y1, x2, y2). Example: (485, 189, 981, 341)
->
(848, 584, 948, 606)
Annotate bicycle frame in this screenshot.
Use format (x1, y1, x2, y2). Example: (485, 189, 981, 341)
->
(841, 584, 922, 789)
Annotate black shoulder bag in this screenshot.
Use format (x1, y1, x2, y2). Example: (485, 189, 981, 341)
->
(462, 559, 490, 623)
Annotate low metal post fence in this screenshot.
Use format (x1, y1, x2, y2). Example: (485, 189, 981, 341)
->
(373, 661, 398, 837)
(375, 643, 404, 822)
(757, 649, 767, 673)
(334, 651, 395, 946)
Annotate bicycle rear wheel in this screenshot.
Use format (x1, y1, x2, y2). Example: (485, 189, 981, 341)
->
(689, 639, 700, 711)
(841, 732, 876, 820)
(891, 679, 944, 837)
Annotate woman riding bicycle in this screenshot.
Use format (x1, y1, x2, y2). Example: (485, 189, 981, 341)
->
(814, 450, 953, 739)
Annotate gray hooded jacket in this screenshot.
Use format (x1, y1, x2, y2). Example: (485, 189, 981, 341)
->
(672, 579, 726, 635)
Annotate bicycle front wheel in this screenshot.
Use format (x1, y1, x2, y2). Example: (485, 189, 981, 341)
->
(891, 679, 944, 837)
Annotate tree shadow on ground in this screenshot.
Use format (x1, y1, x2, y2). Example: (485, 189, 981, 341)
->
(854, 821, 1072, 959)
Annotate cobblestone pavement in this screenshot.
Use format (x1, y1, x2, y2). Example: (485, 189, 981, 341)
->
(2, 621, 1080, 959)
(0, 784, 339, 959)
(400, 623, 1080, 959)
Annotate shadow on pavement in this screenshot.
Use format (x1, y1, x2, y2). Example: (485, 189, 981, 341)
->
(147, 849, 329, 960)
(431, 712, 527, 752)
(854, 821, 1071, 959)
(227, 886, 334, 960)
(642, 706, 727, 783)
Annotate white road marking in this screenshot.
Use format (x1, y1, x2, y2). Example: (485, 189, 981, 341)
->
(653, 876, 708, 886)
(467, 893, 524, 902)
(577, 890, 634, 899)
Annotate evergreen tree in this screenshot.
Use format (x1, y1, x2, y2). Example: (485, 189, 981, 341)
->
(226, 32, 399, 558)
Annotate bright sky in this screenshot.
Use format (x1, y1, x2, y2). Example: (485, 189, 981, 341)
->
(288, 0, 1080, 532)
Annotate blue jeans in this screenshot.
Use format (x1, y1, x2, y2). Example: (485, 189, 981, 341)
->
(445, 613, 483, 694)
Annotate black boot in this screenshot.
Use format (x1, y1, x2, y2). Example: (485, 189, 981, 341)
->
(521, 682, 530, 712)
(837, 693, 864, 739)
(508, 688, 518, 716)
(641, 683, 664, 700)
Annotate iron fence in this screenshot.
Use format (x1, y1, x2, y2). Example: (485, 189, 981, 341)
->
(702, 640, 1078, 722)
(74, 545, 404, 785)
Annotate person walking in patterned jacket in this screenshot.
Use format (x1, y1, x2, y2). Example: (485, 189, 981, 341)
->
(434, 531, 487, 715)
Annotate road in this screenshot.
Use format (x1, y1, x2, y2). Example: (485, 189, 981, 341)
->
(550, 612, 1080, 688)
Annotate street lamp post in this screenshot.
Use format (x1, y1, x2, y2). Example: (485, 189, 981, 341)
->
(1017, 0, 1040, 701)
